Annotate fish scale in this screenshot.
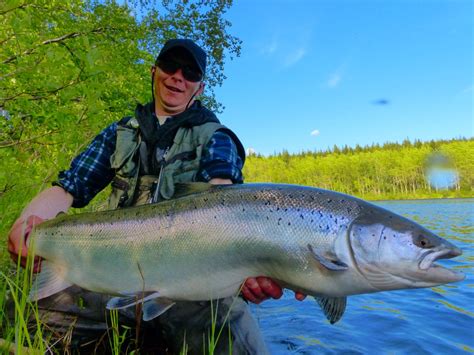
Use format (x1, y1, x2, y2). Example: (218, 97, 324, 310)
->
(28, 183, 464, 323)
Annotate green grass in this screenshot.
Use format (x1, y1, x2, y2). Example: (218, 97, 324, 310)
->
(0, 245, 46, 354)
(0, 253, 235, 354)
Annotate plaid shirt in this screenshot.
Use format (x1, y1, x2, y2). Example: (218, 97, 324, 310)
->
(55, 123, 244, 208)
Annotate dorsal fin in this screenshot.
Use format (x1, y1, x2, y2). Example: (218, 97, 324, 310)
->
(173, 182, 215, 198)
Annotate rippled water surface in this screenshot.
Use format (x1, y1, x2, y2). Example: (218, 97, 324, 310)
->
(251, 198, 473, 354)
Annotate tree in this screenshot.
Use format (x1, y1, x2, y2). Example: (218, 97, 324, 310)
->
(0, 0, 241, 239)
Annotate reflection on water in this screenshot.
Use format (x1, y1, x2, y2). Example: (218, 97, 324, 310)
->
(252, 198, 474, 354)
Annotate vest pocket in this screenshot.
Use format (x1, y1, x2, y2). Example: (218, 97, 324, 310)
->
(110, 126, 140, 176)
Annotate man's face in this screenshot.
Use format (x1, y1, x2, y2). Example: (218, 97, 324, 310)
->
(153, 48, 204, 116)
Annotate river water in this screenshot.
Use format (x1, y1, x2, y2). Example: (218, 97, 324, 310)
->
(251, 198, 473, 354)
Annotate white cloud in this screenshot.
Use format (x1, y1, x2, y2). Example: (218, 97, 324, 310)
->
(283, 47, 306, 67)
(327, 73, 342, 88)
(260, 37, 278, 56)
(246, 147, 257, 156)
(310, 129, 320, 137)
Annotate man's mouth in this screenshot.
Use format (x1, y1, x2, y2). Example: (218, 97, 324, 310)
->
(165, 84, 184, 93)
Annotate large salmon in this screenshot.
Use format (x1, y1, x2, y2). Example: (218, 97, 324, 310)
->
(28, 183, 464, 323)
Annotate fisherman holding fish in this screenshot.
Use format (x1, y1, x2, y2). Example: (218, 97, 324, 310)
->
(7, 39, 304, 354)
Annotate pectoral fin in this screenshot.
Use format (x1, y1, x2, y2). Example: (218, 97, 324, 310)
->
(315, 296, 347, 324)
(29, 262, 72, 301)
(106, 291, 161, 310)
(142, 298, 176, 321)
(307, 244, 348, 271)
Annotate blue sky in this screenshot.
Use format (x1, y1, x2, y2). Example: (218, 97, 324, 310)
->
(213, 0, 473, 155)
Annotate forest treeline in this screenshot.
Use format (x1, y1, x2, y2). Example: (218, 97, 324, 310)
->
(243, 138, 474, 200)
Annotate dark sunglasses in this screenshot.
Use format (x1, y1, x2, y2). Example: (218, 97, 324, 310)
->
(156, 59, 203, 82)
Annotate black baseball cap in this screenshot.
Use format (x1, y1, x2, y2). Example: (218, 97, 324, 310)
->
(156, 39, 207, 76)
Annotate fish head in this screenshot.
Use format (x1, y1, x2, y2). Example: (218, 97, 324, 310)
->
(348, 208, 464, 290)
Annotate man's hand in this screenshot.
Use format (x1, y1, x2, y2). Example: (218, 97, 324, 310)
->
(7, 215, 44, 272)
(241, 277, 307, 304)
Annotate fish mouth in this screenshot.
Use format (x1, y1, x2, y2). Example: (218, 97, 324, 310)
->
(418, 246, 465, 283)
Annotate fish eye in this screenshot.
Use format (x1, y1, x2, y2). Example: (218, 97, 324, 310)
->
(415, 234, 433, 249)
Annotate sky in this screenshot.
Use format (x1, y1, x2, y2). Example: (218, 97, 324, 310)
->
(213, 0, 473, 156)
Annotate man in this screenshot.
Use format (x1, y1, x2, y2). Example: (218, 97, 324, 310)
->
(8, 39, 304, 353)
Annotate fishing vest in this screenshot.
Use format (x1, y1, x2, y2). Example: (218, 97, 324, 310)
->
(107, 106, 243, 209)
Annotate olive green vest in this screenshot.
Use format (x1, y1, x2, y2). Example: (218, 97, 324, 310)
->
(108, 118, 229, 209)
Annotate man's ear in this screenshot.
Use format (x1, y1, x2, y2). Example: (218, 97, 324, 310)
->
(196, 82, 205, 96)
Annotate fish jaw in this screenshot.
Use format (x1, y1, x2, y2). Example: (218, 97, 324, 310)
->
(349, 208, 465, 291)
(411, 245, 465, 286)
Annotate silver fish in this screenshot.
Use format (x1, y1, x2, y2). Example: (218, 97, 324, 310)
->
(28, 183, 464, 323)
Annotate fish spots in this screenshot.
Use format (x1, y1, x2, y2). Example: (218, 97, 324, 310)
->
(300, 214, 304, 220)
(278, 217, 282, 225)
(327, 199, 333, 203)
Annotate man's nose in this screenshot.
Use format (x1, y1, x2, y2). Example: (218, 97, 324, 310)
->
(171, 68, 185, 81)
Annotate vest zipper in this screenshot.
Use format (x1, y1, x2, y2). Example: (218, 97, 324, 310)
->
(149, 146, 170, 203)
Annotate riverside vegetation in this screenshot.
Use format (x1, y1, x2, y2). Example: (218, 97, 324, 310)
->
(244, 138, 473, 200)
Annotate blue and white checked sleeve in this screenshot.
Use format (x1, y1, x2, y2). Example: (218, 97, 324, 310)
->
(197, 130, 244, 183)
(54, 123, 117, 207)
